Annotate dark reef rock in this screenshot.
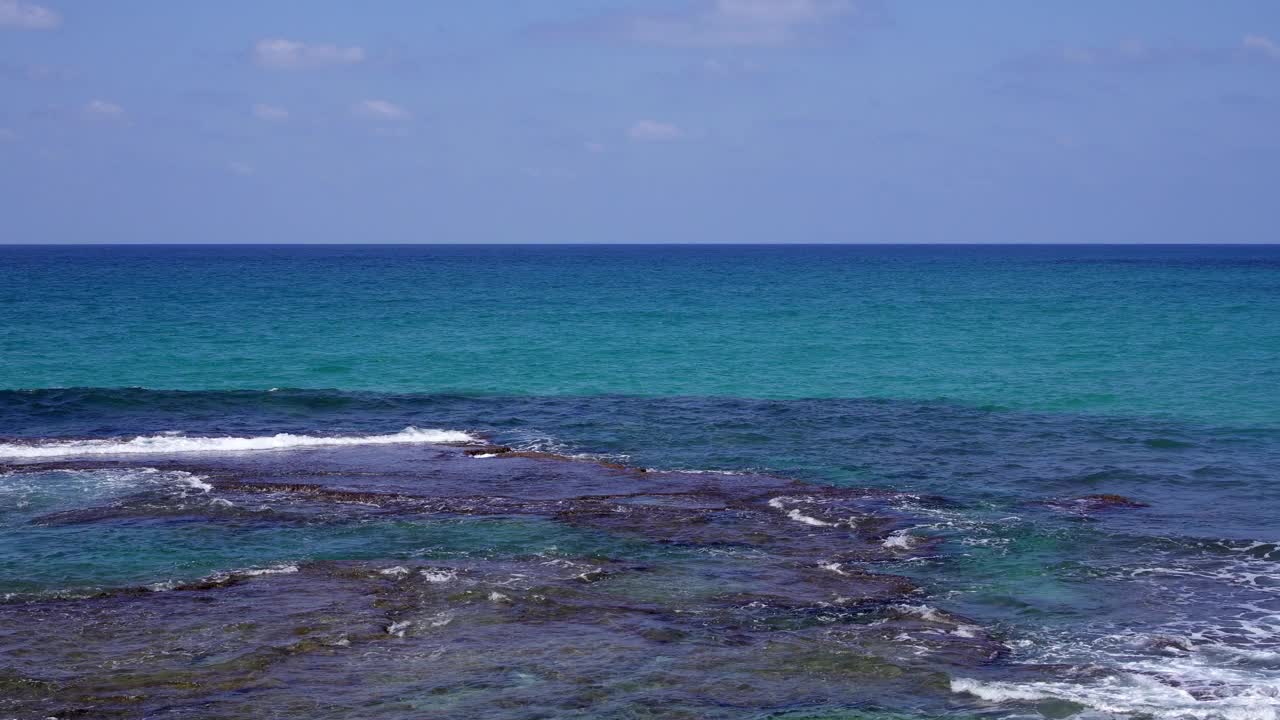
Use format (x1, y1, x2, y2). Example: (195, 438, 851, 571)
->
(0, 443, 1001, 719)
(1039, 493, 1150, 515)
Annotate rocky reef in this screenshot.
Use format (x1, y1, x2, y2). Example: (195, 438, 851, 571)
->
(0, 443, 1009, 719)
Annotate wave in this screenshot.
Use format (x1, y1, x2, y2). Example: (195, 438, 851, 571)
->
(0, 426, 478, 459)
(950, 547, 1280, 720)
(951, 659, 1280, 720)
(147, 564, 301, 593)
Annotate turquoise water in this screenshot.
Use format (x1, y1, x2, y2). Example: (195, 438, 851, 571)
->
(3, 244, 1277, 425)
(1, 245, 1278, 719)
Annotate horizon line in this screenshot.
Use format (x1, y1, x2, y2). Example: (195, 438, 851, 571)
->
(2, 242, 1278, 248)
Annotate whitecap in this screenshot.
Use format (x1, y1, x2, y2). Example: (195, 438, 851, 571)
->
(645, 468, 750, 476)
(767, 496, 838, 527)
(174, 472, 214, 493)
(232, 564, 299, 578)
(950, 668, 1280, 720)
(882, 529, 918, 550)
(147, 563, 299, 592)
(893, 603, 951, 624)
(819, 561, 848, 576)
(786, 509, 834, 527)
(0, 467, 215, 509)
(0, 426, 478, 459)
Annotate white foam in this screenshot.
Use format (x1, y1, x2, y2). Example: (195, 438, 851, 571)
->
(0, 467, 215, 509)
(174, 472, 213, 492)
(421, 569, 457, 583)
(575, 567, 606, 582)
(882, 528, 918, 550)
(645, 468, 749, 476)
(952, 585, 1280, 720)
(147, 564, 298, 592)
(786, 509, 834, 527)
(819, 561, 848, 576)
(951, 669, 1280, 720)
(767, 496, 837, 527)
(951, 677, 1060, 703)
(893, 603, 951, 624)
(232, 564, 299, 578)
(0, 427, 478, 459)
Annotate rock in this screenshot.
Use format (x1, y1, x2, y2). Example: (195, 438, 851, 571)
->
(1040, 493, 1149, 514)
(1078, 493, 1148, 508)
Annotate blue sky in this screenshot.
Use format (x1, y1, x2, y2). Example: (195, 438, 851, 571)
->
(2, 0, 1278, 243)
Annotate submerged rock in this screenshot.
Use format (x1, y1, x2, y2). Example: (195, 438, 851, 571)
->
(0, 443, 992, 719)
(1040, 493, 1150, 515)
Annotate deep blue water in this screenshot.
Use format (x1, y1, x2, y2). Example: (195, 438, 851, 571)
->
(3, 244, 1279, 424)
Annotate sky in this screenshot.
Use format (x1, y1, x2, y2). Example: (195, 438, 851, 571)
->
(1, 0, 1278, 244)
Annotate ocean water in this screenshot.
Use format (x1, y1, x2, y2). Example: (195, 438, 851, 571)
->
(0, 245, 1278, 719)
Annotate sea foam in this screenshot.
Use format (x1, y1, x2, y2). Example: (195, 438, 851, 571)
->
(0, 427, 478, 459)
(950, 667, 1280, 720)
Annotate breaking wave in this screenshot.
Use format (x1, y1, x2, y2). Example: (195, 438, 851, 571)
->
(0, 426, 478, 459)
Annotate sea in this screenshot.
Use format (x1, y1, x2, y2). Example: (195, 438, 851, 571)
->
(0, 244, 1277, 719)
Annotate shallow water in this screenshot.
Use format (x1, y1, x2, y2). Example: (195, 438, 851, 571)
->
(1, 245, 1278, 718)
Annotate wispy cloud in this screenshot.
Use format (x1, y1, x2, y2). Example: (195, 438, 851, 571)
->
(372, 126, 411, 138)
(1243, 34, 1280, 61)
(0, 128, 17, 142)
(2, 62, 73, 82)
(252, 103, 289, 122)
(628, 120, 685, 142)
(699, 57, 764, 76)
(1004, 35, 1280, 73)
(0, 0, 60, 30)
(352, 99, 410, 121)
(227, 161, 255, 176)
(84, 99, 125, 119)
(542, 0, 878, 48)
(252, 38, 365, 69)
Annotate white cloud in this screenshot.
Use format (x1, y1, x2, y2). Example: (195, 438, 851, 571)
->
(582, 0, 858, 48)
(1243, 34, 1280, 60)
(85, 99, 124, 118)
(0, 0, 60, 30)
(628, 120, 685, 142)
(228, 161, 255, 176)
(352, 99, 410, 121)
(252, 103, 289, 121)
(252, 38, 364, 69)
